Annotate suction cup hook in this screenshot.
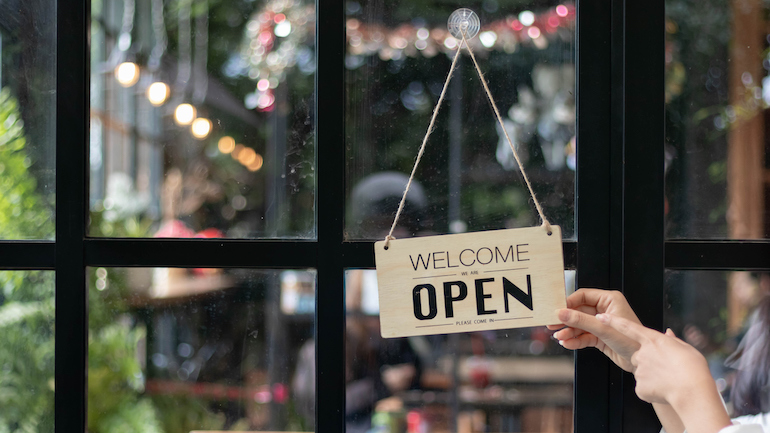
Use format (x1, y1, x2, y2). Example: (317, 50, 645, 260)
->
(448, 8, 480, 40)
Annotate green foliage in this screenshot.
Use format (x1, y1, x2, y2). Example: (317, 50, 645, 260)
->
(0, 87, 165, 432)
(0, 88, 54, 239)
(0, 271, 55, 433)
(88, 324, 164, 433)
(0, 88, 55, 432)
(151, 395, 226, 433)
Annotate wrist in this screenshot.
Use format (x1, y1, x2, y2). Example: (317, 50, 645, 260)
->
(669, 379, 731, 433)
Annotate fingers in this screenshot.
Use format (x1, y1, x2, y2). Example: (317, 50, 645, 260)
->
(559, 332, 600, 350)
(566, 288, 614, 309)
(596, 313, 653, 343)
(558, 308, 603, 336)
(553, 326, 585, 341)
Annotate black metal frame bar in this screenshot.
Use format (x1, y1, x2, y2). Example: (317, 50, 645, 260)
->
(0, 0, 762, 431)
(620, 0, 666, 430)
(315, 0, 346, 430)
(575, 0, 613, 430)
(55, 0, 89, 430)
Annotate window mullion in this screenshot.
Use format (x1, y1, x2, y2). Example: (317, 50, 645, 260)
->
(620, 0, 666, 430)
(575, 0, 614, 431)
(55, 0, 89, 430)
(315, 0, 346, 430)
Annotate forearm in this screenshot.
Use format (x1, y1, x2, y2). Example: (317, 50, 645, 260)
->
(654, 402, 685, 433)
(668, 380, 731, 433)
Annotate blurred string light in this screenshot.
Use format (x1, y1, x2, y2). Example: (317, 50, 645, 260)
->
(479, 31, 498, 48)
(246, 154, 264, 172)
(340, 3, 574, 64)
(218, 136, 236, 154)
(109, 0, 139, 87)
(115, 62, 140, 87)
(223, 141, 264, 172)
(518, 11, 536, 27)
(174, 103, 196, 126)
(238, 147, 257, 165)
(191, 117, 213, 139)
(147, 82, 170, 106)
(145, 0, 170, 105)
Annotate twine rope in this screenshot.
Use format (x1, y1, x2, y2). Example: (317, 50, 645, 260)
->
(384, 41, 463, 248)
(383, 28, 551, 249)
(461, 29, 552, 235)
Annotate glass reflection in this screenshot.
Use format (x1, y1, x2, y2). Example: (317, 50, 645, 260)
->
(345, 1, 576, 240)
(0, 271, 55, 431)
(0, 0, 56, 240)
(665, 0, 769, 239)
(88, 267, 315, 432)
(89, 0, 316, 239)
(345, 269, 575, 433)
(665, 271, 770, 419)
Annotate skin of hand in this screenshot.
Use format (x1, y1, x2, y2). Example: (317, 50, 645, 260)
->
(597, 313, 732, 433)
(547, 288, 643, 372)
(548, 288, 684, 433)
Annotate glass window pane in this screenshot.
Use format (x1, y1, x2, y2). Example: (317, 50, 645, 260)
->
(88, 267, 315, 432)
(665, 270, 769, 418)
(345, 269, 575, 432)
(345, 2, 575, 240)
(0, 1, 56, 240)
(89, 0, 316, 239)
(665, 0, 769, 239)
(0, 271, 55, 431)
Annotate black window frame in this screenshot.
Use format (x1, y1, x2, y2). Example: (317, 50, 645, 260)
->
(0, 0, 767, 431)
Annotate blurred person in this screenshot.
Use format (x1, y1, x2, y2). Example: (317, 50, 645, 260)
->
(346, 172, 433, 432)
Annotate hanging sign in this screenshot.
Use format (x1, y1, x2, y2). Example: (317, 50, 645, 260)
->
(374, 226, 566, 338)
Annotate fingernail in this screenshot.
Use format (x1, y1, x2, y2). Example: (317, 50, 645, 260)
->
(558, 340, 565, 347)
(596, 313, 609, 323)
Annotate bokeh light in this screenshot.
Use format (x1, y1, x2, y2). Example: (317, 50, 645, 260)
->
(218, 136, 236, 154)
(115, 62, 140, 87)
(174, 103, 196, 125)
(191, 117, 213, 139)
(146, 82, 170, 106)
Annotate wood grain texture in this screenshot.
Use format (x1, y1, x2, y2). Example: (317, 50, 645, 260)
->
(375, 226, 566, 338)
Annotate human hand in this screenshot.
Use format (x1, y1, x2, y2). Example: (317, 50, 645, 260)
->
(597, 313, 731, 433)
(595, 314, 710, 404)
(547, 288, 642, 372)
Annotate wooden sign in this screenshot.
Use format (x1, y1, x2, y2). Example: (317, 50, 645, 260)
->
(374, 226, 566, 338)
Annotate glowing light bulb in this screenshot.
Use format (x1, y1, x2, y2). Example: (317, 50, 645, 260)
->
(274, 21, 292, 37)
(174, 103, 196, 125)
(519, 11, 535, 27)
(146, 82, 170, 106)
(237, 147, 257, 165)
(218, 136, 236, 154)
(231, 144, 244, 159)
(247, 154, 264, 172)
(527, 26, 541, 39)
(191, 117, 213, 139)
(115, 62, 140, 87)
